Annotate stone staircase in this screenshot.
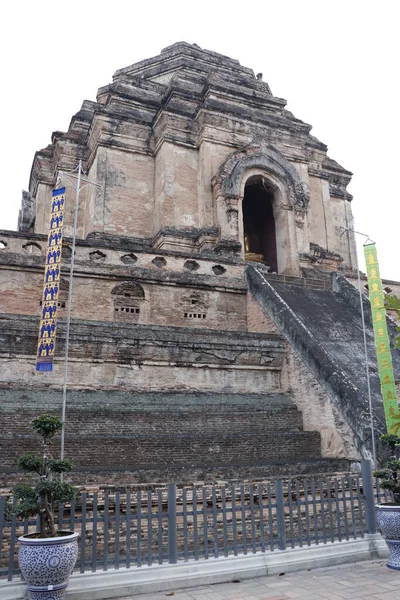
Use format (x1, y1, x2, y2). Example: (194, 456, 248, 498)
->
(0, 389, 349, 487)
(246, 264, 400, 463)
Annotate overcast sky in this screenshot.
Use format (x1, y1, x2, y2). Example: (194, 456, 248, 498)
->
(1, 0, 399, 279)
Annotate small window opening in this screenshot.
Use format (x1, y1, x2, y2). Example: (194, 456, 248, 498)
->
(152, 256, 167, 268)
(212, 264, 226, 276)
(120, 253, 138, 265)
(23, 241, 42, 255)
(115, 306, 140, 315)
(89, 250, 106, 261)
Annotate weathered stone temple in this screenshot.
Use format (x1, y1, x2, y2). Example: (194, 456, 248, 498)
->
(0, 42, 397, 485)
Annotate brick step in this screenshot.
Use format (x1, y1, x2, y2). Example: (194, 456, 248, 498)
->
(0, 391, 305, 439)
(0, 430, 321, 469)
(1, 458, 351, 488)
(0, 389, 324, 484)
(0, 407, 303, 434)
(0, 390, 294, 409)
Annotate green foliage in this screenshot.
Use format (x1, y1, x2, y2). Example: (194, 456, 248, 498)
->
(14, 483, 38, 502)
(388, 460, 400, 470)
(374, 434, 400, 504)
(17, 453, 43, 474)
(4, 502, 13, 522)
(385, 294, 400, 311)
(14, 499, 41, 519)
(35, 480, 76, 504)
(380, 434, 400, 452)
(380, 479, 399, 492)
(12, 483, 41, 519)
(12, 414, 76, 537)
(47, 459, 74, 474)
(32, 414, 63, 440)
(373, 469, 390, 479)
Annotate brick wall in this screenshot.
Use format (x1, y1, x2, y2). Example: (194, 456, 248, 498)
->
(0, 390, 325, 484)
(0, 236, 248, 331)
(0, 314, 284, 393)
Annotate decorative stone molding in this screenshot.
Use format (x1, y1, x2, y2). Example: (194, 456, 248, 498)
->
(213, 240, 242, 257)
(294, 207, 307, 230)
(226, 208, 239, 234)
(299, 243, 343, 271)
(18, 191, 36, 233)
(213, 145, 310, 208)
(152, 227, 220, 253)
(289, 182, 310, 208)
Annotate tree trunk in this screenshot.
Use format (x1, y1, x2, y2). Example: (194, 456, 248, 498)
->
(39, 492, 47, 538)
(45, 500, 57, 537)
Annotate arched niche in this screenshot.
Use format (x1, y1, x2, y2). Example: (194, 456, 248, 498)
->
(111, 282, 145, 322)
(212, 145, 309, 274)
(242, 175, 278, 271)
(22, 241, 43, 255)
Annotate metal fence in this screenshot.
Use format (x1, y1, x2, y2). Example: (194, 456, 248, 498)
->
(263, 273, 331, 290)
(0, 460, 386, 582)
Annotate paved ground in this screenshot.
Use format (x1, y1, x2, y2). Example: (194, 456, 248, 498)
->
(119, 560, 400, 599)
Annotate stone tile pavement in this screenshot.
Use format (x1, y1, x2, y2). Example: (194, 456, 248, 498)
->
(117, 560, 400, 599)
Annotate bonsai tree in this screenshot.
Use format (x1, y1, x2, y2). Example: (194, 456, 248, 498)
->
(374, 434, 400, 504)
(12, 414, 76, 537)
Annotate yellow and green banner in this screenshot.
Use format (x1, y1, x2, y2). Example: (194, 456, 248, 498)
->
(364, 243, 400, 434)
(36, 187, 66, 372)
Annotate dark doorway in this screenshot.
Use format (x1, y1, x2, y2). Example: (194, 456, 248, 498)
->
(243, 177, 278, 272)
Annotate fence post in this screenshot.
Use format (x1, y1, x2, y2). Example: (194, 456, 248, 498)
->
(361, 459, 377, 534)
(168, 483, 177, 564)
(275, 480, 286, 551)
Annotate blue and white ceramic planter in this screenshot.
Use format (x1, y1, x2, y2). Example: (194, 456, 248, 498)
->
(18, 531, 79, 600)
(376, 504, 400, 570)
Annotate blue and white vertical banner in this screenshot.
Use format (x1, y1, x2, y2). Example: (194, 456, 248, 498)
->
(36, 187, 66, 372)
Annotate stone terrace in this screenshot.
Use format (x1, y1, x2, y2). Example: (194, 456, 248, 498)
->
(116, 560, 400, 600)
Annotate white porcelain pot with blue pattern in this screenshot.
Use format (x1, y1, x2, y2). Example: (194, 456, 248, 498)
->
(376, 504, 400, 570)
(18, 531, 79, 600)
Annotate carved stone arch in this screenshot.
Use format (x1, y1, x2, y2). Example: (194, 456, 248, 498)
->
(22, 241, 43, 255)
(213, 145, 309, 208)
(213, 144, 307, 275)
(111, 282, 145, 299)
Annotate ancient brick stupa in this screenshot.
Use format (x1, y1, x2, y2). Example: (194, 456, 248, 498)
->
(0, 42, 395, 485)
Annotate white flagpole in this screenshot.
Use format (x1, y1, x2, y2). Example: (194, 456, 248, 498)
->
(340, 226, 376, 464)
(57, 162, 101, 473)
(60, 159, 82, 463)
